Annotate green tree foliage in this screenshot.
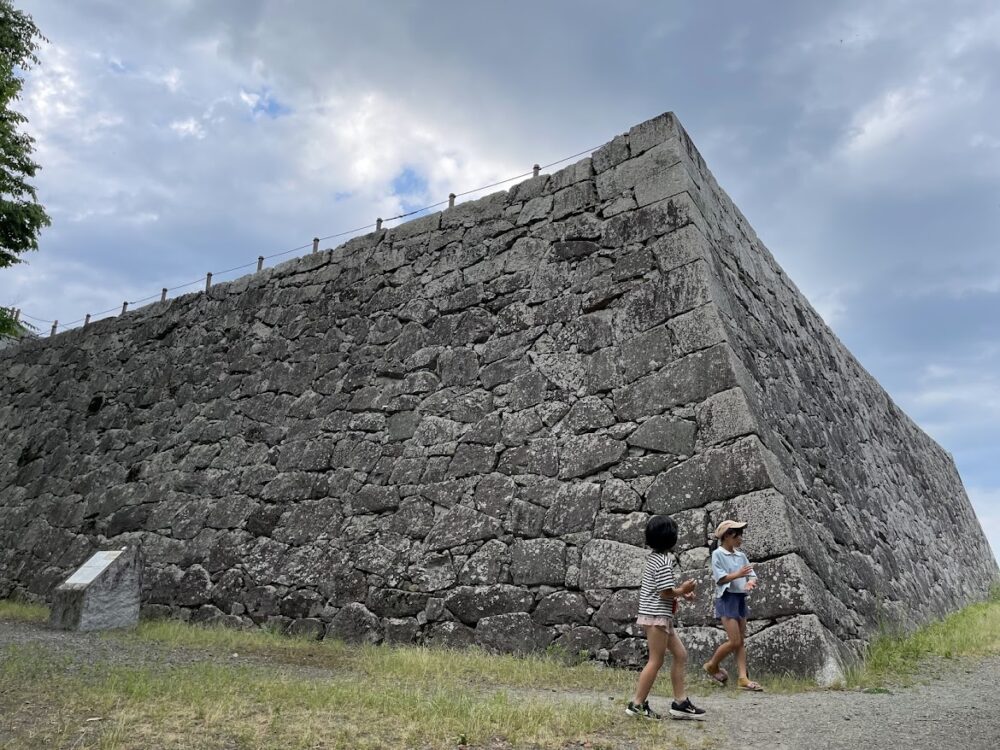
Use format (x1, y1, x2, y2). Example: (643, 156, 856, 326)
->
(0, 0, 49, 338)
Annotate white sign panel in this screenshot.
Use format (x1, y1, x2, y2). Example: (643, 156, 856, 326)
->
(64, 549, 124, 586)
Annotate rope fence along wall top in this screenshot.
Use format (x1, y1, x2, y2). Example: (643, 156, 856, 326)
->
(8, 145, 600, 339)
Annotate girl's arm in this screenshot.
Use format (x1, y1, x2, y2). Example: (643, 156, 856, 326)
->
(717, 564, 754, 584)
(658, 579, 696, 599)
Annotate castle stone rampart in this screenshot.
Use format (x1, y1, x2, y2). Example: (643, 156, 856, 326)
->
(1, 112, 995, 682)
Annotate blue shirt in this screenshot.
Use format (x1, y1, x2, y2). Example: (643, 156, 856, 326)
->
(711, 546, 757, 599)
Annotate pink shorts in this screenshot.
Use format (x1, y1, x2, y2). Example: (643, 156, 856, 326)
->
(636, 615, 674, 632)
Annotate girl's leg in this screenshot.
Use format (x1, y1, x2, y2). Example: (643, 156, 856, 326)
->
(735, 618, 748, 680)
(632, 625, 667, 704)
(705, 617, 743, 673)
(665, 629, 689, 702)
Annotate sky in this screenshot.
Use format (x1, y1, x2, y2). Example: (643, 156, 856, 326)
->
(2, 0, 998, 561)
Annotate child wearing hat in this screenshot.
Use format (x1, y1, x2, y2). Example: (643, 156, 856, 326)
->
(703, 519, 764, 691)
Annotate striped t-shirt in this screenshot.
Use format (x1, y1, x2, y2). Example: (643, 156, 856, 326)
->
(638, 551, 677, 618)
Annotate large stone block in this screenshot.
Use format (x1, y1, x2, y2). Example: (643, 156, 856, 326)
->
(613, 344, 738, 421)
(444, 584, 534, 625)
(593, 511, 647, 547)
(425, 620, 475, 649)
(600, 479, 643, 512)
(327, 603, 383, 644)
(542, 483, 601, 536)
(532, 591, 590, 626)
(741, 554, 839, 632)
(475, 612, 552, 654)
(596, 139, 685, 200)
(497, 439, 559, 477)
(627, 416, 695, 455)
(559, 435, 626, 479)
(648, 225, 712, 273)
(695, 387, 758, 446)
(592, 589, 640, 634)
(579, 539, 647, 589)
(563, 397, 615, 434)
(601, 192, 707, 248)
(424, 505, 501, 551)
(510, 538, 567, 585)
(746, 615, 854, 686)
(627, 111, 683, 156)
(674, 625, 727, 668)
(608, 637, 647, 668)
(645, 436, 776, 514)
(618, 326, 673, 382)
(552, 625, 609, 658)
(366, 588, 431, 618)
(50, 547, 142, 632)
(668, 303, 729, 356)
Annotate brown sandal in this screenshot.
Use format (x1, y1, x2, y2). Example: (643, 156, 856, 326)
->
(704, 663, 728, 685)
(738, 678, 764, 692)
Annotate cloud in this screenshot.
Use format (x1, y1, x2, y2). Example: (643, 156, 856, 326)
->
(808, 284, 858, 327)
(897, 355, 1000, 442)
(841, 82, 931, 157)
(901, 272, 1000, 299)
(169, 117, 205, 139)
(238, 87, 290, 118)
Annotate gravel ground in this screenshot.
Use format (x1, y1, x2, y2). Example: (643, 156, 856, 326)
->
(683, 659, 999, 749)
(2, 619, 998, 750)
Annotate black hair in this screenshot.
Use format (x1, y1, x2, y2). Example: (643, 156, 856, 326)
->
(645, 515, 678, 554)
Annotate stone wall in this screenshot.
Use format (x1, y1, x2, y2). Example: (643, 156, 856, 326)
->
(1, 112, 995, 682)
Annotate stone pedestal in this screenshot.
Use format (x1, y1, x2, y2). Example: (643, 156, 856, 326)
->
(50, 547, 142, 632)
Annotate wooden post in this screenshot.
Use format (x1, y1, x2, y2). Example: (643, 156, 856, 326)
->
(312, 237, 320, 254)
(448, 193, 456, 208)
(13, 308, 20, 323)
(161, 288, 168, 303)
(84, 313, 91, 329)
(376, 217, 383, 231)
(205, 272, 212, 291)
(50, 320, 57, 336)
(121, 301, 128, 315)
(533, 164, 540, 178)
(257, 256, 264, 272)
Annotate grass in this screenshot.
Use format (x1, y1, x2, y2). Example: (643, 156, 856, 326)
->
(1, 645, 692, 750)
(0, 609, 702, 750)
(848, 584, 1000, 688)
(0, 598, 48, 623)
(2, 588, 998, 747)
(131, 618, 638, 694)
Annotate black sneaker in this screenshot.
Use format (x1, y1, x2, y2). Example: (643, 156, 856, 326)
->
(625, 700, 661, 719)
(669, 697, 706, 721)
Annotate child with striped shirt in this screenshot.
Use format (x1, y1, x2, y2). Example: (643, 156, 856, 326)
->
(626, 515, 707, 721)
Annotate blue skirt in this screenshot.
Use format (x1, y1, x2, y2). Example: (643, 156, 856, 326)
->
(715, 591, 748, 620)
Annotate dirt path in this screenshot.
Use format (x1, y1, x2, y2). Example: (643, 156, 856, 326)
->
(2, 619, 998, 749)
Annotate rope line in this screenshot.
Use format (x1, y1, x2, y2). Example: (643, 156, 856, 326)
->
(19, 312, 54, 324)
(9, 141, 603, 337)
